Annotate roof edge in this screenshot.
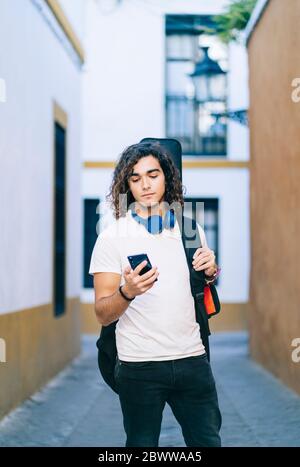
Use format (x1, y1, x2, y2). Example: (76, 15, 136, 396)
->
(244, 0, 270, 46)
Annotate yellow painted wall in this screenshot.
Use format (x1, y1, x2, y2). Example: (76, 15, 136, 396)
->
(81, 302, 248, 336)
(248, 0, 300, 393)
(0, 298, 81, 419)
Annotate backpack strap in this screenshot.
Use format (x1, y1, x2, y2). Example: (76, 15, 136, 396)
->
(175, 210, 211, 361)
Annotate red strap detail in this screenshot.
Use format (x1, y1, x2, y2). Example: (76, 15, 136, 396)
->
(204, 286, 216, 315)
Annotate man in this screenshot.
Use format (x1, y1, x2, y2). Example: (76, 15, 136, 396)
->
(89, 142, 222, 447)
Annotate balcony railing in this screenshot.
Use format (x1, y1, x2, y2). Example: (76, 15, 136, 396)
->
(166, 96, 227, 156)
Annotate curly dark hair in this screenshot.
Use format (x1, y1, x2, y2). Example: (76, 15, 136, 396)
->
(106, 142, 186, 219)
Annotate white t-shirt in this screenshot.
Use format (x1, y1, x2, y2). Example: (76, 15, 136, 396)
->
(89, 209, 207, 361)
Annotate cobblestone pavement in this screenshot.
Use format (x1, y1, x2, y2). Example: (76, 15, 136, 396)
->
(0, 332, 299, 447)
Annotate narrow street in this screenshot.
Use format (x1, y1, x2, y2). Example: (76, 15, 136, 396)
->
(0, 332, 299, 447)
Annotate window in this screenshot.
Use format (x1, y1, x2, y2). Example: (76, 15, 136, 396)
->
(165, 15, 228, 156)
(184, 197, 219, 284)
(83, 199, 100, 288)
(54, 122, 66, 316)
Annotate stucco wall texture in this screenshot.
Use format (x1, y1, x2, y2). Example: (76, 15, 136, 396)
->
(248, 0, 300, 393)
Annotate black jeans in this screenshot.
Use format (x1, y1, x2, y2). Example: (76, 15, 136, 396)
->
(114, 353, 222, 447)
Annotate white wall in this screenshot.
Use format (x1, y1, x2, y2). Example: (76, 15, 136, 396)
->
(59, 0, 87, 43)
(82, 0, 164, 160)
(0, 0, 83, 314)
(227, 42, 249, 160)
(82, 0, 238, 161)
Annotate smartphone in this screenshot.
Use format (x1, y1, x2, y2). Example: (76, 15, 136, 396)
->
(127, 254, 158, 281)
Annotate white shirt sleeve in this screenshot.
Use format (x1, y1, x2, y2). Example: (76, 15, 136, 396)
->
(89, 235, 122, 275)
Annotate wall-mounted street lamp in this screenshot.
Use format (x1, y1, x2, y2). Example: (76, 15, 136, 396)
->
(189, 46, 226, 103)
(187, 46, 227, 155)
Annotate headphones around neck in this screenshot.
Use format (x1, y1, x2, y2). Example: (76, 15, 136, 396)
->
(131, 208, 175, 234)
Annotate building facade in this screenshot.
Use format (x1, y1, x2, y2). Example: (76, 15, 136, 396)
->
(0, 0, 85, 418)
(245, 0, 300, 394)
(81, 0, 250, 335)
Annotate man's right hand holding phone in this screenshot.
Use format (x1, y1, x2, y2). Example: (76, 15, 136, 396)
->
(121, 260, 159, 299)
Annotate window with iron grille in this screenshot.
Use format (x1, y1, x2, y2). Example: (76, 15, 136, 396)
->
(184, 197, 219, 284)
(165, 15, 228, 156)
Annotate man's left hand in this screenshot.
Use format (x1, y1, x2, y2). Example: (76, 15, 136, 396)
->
(192, 247, 216, 276)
